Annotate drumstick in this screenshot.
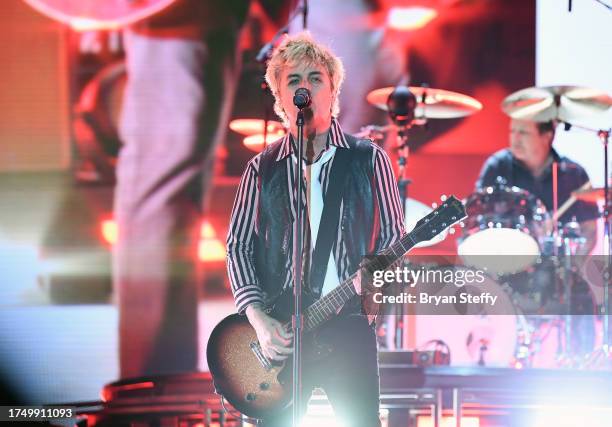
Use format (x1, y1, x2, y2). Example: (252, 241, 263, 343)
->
(553, 181, 592, 222)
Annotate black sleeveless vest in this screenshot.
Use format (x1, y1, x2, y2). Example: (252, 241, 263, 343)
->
(254, 134, 378, 306)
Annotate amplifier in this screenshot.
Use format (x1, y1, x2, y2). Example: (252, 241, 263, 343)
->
(379, 349, 450, 367)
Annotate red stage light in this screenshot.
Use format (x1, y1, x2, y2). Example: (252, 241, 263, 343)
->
(387, 6, 438, 31)
(100, 218, 118, 246)
(198, 220, 226, 263)
(243, 132, 286, 153)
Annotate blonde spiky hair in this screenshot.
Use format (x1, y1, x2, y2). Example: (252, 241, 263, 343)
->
(265, 31, 345, 127)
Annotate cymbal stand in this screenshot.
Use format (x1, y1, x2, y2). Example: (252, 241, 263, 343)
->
(385, 86, 420, 349)
(597, 128, 611, 361)
(551, 161, 568, 361)
(561, 220, 584, 364)
(562, 121, 611, 366)
(397, 125, 413, 214)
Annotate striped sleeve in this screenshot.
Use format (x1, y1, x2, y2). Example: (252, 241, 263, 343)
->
(371, 144, 405, 251)
(226, 155, 265, 314)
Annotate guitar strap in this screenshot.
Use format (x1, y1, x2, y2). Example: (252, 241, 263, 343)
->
(308, 145, 354, 296)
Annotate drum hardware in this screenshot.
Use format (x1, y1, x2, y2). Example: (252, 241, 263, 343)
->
(385, 86, 420, 224)
(367, 86, 483, 119)
(558, 121, 612, 367)
(476, 338, 489, 366)
(458, 184, 551, 275)
(364, 83, 483, 208)
(513, 313, 534, 368)
(451, 85, 611, 367)
(456, 180, 597, 367)
(366, 83, 483, 211)
(367, 84, 482, 349)
(383, 86, 422, 350)
(557, 219, 584, 363)
(504, 222, 599, 368)
(354, 124, 392, 142)
(516, 315, 569, 369)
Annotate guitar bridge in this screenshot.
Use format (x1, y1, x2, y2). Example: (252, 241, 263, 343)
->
(250, 342, 273, 371)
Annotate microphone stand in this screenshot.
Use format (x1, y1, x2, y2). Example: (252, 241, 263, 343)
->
(302, 0, 308, 29)
(292, 107, 306, 427)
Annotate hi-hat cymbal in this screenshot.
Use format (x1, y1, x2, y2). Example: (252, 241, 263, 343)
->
(229, 119, 284, 136)
(366, 86, 482, 119)
(502, 85, 612, 122)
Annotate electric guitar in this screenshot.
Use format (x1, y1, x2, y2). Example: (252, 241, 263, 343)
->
(206, 196, 466, 419)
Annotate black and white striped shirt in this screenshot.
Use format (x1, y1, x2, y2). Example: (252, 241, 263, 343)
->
(226, 118, 404, 314)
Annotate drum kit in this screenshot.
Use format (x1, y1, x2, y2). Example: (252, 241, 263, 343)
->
(230, 82, 612, 369)
(372, 83, 611, 369)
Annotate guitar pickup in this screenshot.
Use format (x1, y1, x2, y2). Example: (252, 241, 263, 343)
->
(250, 341, 273, 371)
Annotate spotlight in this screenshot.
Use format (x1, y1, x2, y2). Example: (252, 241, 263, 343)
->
(100, 218, 118, 246)
(387, 7, 438, 31)
(198, 220, 226, 263)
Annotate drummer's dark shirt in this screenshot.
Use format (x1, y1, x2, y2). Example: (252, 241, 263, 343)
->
(476, 148, 599, 224)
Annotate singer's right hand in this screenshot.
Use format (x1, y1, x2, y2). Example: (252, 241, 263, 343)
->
(246, 304, 293, 361)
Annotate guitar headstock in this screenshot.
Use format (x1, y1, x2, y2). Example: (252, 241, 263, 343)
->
(411, 195, 466, 244)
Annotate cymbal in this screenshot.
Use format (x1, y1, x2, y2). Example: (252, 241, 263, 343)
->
(572, 186, 610, 203)
(366, 86, 482, 119)
(229, 119, 284, 136)
(502, 85, 612, 122)
(242, 132, 285, 153)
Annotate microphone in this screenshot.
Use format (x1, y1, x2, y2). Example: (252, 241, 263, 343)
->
(293, 88, 312, 109)
(386, 86, 417, 126)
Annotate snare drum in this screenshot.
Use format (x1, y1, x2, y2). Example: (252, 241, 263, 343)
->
(458, 186, 551, 274)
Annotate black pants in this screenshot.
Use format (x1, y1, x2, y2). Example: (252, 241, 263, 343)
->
(260, 315, 381, 427)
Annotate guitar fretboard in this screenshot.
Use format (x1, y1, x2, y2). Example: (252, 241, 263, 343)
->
(302, 231, 418, 332)
(293, 196, 465, 333)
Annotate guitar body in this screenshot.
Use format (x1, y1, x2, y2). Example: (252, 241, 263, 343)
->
(207, 313, 290, 419)
(207, 290, 332, 419)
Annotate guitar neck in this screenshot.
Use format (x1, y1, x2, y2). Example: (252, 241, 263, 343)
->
(288, 195, 466, 333)
(302, 232, 418, 332)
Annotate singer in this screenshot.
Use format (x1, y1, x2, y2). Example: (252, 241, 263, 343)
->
(225, 32, 404, 426)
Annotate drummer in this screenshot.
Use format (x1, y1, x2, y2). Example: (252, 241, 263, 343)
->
(476, 118, 599, 255)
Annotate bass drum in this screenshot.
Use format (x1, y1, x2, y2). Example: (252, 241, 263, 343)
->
(408, 265, 520, 367)
(458, 185, 551, 275)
